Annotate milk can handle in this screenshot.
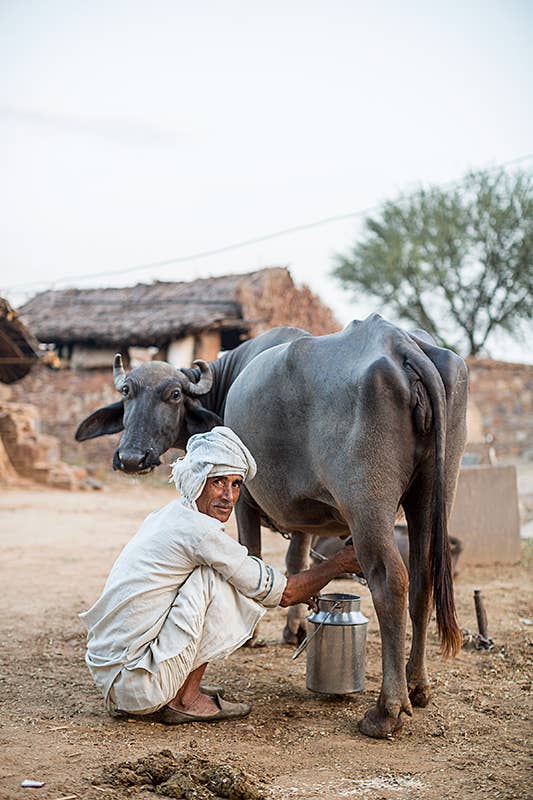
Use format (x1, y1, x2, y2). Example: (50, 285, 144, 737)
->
(291, 601, 342, 660)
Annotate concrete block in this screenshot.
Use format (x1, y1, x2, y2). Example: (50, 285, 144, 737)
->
(449, 465, 521, 566)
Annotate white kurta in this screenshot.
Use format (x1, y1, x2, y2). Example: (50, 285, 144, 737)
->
(80, 498, 287, 714)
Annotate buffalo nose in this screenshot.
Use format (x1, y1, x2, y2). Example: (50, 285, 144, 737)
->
(118, 450, 150, 473)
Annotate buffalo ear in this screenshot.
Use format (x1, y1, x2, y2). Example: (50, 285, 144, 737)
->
(183, 396, 223, 435)
(75, 401, 124, 441)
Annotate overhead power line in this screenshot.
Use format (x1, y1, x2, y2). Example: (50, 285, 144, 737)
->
(5, 152, 533, 293)
(7, 206, 383, 291)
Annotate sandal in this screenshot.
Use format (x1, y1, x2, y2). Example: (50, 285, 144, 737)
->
(200, 684, 225, 698)
(158, 693, 251, 725)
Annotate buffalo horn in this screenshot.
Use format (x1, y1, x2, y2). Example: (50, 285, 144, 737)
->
(113, 353, 126, 391)
(181, 359, 213, 396)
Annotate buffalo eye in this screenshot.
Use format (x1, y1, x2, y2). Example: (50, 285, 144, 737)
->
(170, 388, 182, 401)
(121, 385, 130, 397)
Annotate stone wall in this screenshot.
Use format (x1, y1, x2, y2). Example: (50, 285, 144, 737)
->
(466, 358, 533, 462)
(0, 399, 92, 488)
(4, 364, 119, 472)
(237, 269, 339, 337)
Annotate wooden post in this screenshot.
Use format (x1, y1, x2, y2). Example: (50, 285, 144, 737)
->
(474, 589, 489, 639)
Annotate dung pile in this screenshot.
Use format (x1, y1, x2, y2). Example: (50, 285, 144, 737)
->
(100, 749, 267, 799)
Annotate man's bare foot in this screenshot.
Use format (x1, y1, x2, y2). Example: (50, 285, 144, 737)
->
(167, 692, 218, 718)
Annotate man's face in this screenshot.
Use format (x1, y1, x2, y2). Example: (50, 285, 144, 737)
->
(196, 474, 243, 523)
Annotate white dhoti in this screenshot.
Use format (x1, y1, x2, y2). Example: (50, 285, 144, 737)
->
(107, 565, 265, 714)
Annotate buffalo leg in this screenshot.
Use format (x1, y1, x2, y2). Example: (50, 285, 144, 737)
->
(234, 491, 263, 646)
(340, 500, 412, 739)
(234, 489, 262, 557)
(283, 532, 312, 646)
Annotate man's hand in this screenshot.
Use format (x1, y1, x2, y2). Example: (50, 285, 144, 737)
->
(280, 539, 362, 608)
(306, 595, 319, 613)
(331, 541, 362, 576)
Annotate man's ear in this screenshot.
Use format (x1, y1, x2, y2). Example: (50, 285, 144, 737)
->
(183, 396, 223, 435)
(75, 401, 124, 441)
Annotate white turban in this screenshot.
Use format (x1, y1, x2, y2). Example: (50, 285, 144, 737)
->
(170, 426, 257, 509)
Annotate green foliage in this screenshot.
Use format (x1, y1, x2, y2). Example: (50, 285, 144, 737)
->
(333, 169, 533, 356)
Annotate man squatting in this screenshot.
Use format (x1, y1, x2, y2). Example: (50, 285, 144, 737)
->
(81, 427, 360, 724)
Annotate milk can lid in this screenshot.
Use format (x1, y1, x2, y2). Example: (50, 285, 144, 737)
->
(308, 592, 369, 626)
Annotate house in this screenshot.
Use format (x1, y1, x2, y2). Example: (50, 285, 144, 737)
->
(17, 268, 340, 368)
(0, 297, 92, 488)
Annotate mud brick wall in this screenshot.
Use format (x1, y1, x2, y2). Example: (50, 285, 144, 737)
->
(237, 270, 339, 337)
(0, 399, 90, 488)
(466, 358, 533, 462)
(0, 401, 59, 472)
(5, 364, 119, 471)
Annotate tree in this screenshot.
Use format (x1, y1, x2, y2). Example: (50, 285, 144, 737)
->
(332, 169, 533, 356)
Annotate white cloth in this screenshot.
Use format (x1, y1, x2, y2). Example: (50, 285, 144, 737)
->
(170, 426, 257, 508)
(80, 498, 286, 713)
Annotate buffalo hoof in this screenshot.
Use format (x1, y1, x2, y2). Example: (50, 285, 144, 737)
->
(358, 705, 407, 739)
(409, 682, 431, 708)
(282, 624, 307, 647)
(243, 637, 266, 648)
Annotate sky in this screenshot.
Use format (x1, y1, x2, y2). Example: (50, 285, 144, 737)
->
(1, 0, 532, 361)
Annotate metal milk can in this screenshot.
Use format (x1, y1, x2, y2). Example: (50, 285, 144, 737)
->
(294, 592, 369, 694)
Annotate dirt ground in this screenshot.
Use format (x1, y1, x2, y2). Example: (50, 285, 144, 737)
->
(1, 482, 531, 800)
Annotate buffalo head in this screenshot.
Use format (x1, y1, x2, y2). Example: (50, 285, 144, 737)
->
(75, 354, 222, 473)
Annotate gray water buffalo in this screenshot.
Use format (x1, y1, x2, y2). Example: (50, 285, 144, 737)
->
(76, 314, 468, 738)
